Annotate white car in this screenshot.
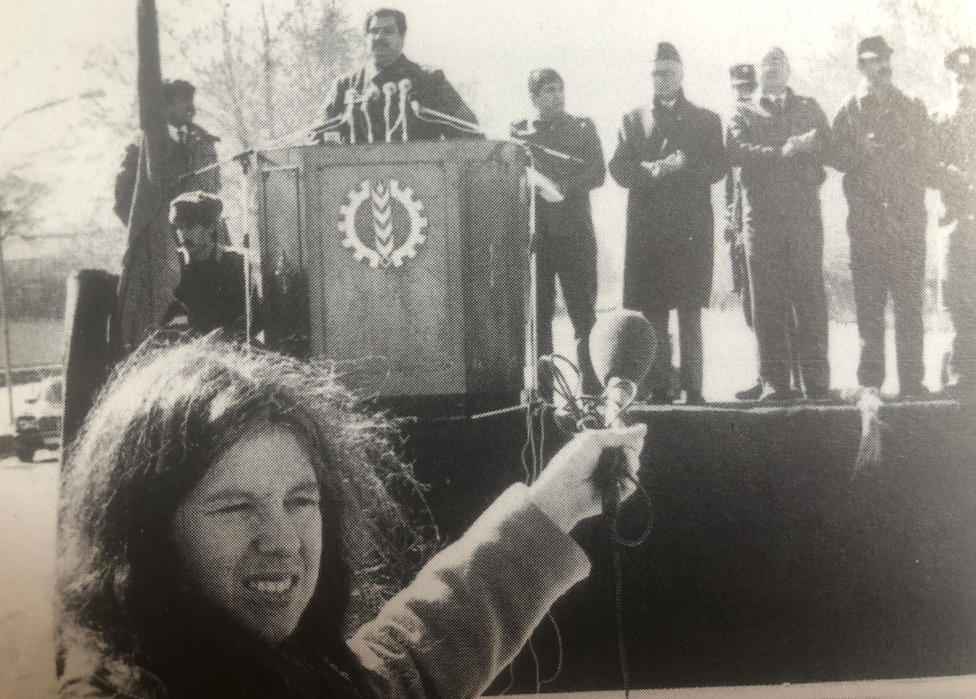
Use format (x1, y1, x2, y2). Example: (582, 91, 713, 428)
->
(14, 377, 63, 462)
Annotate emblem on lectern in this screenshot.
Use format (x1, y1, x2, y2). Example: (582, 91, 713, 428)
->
(338, 179, 428, 268)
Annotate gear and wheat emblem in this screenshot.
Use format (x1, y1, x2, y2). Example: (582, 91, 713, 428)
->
(338, 179, 428, 268)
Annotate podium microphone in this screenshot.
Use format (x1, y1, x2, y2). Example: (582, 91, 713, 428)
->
(398, 79, 412, 141)
(588, 310, 655, 509)
(410, 100, 484, 135)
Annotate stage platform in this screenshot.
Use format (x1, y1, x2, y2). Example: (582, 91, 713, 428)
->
(508, 673, 976, 698)
(398, 398, 976, 694)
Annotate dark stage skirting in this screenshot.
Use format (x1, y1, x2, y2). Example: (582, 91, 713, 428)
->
(400, 399, 976, 694)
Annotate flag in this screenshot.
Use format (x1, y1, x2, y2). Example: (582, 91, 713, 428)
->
(117, 0, 181, 351)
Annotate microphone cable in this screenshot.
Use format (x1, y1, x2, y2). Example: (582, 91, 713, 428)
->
(541, 353, 653, 699)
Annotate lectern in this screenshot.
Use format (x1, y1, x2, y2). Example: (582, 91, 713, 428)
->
(252, 140, 530, 412)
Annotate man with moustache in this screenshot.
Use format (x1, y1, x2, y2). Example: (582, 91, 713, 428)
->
(314, 8, 479, 143)
(728, 48, 831, 401)
(511, 69, 606, 396)
(609, 42, 726, 405)
(830, 36, 934, 399)
(933, 47, 976, 399)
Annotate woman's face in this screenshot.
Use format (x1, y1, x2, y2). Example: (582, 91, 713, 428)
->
(171, 426, 323, 643)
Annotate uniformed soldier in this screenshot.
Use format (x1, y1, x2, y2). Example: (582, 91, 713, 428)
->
(314, 8, 480, 143)
(725, 64, 762, 399)
(829, 36, 934, 399)
(728, 48, 831, 401)
(512, 68, 605, 396)
(933, 46, 976, 398)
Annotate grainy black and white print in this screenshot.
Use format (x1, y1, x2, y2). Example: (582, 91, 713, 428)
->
(2, 1, 976, 698)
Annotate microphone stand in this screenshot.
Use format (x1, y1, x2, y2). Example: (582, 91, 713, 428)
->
(519, 142, 541, 406)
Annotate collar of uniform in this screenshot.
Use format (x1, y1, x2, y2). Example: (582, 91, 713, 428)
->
(653, 89, 685, 113)
(533, 111, 570, 131)
(365, 53, 409, 84)
(168, 124, 189, 142)
(760, 87, 792, 110)
(856, 82, 898, 107)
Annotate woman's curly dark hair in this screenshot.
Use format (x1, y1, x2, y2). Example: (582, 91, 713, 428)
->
(57, 336, 436, 698)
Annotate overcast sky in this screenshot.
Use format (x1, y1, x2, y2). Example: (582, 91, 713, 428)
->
(3, 0, 973, 130)
(0, 0, 972, 259)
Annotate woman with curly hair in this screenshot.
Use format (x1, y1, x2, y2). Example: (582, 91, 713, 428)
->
(57, 336, 645, 699)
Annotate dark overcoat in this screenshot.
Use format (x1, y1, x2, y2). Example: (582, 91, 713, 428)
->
(609, 92, 726, 311)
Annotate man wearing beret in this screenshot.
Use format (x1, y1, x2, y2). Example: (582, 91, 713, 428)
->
(512, 69, 605, 396)
(610, 42, 727, 404)
(314, 8, 479, 143)
(728, 48, 831, 401)
(829, 36, 934, 399)
(933, 47, 976, 399)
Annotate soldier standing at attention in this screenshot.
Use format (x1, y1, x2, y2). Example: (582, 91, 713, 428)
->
(933, 47, 976, 400)
(512, 69, 606, 396)
(728, 48, 832, 401)
(725, 63, 763, 400)
(610, 42, 726, 405)
(829, 36, 934, 399)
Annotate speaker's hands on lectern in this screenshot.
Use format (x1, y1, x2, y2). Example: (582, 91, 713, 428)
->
(529, 424, 647, 534)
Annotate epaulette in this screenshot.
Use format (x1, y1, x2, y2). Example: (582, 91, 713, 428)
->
(575, 115, 596, 130)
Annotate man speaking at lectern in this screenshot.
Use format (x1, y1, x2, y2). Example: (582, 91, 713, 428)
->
(314, 8, 481, 143)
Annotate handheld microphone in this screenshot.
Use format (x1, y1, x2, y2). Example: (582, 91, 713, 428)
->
(588, 310, 655, 510)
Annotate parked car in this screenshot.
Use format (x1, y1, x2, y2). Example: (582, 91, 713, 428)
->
(15, 376, 62, 462)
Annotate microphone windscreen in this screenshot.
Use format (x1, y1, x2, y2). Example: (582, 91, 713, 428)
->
(589, 310, 655, 387)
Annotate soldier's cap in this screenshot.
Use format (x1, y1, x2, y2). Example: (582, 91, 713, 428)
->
(169, 191, 223, 230)
(761, 47, 789, 66)
(730, 64, 757, 86)
(857, 36, 894, 60)
(162, 79, 195, 103)
(655, 42, 681, 63)
(528, 68, 564, 96)
(946, 46, 976, 76)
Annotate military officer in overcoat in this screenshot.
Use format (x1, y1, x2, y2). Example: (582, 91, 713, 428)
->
(512, 69, 606, 396)
(609, 42, 727, 404)
(933, 46, 976, 398)
(728, 48, 832, 401)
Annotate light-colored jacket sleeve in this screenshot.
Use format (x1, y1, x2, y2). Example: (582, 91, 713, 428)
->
(348, 483, 591, 699)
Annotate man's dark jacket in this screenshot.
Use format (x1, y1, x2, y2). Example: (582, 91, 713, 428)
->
(510, 112, 605, 237)
(317, 55, 479, 142)
(609, 91, 726, 311)
(114, 124, 220, 225)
